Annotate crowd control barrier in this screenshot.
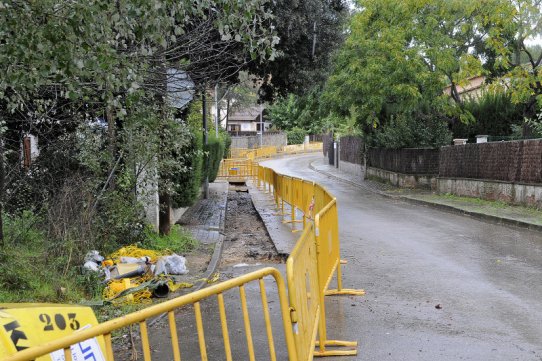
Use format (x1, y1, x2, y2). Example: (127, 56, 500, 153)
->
(286, 223, 320, 361)
(3, 268, 298, 361)
(217, 158, 258, 182)
(253, 160, 365, 357)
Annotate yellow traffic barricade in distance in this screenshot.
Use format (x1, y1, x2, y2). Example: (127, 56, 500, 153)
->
(0, 304, 106, 361)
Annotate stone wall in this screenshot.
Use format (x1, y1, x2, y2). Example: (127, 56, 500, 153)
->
(339, 160, 364, 179)
(367, 167, 436, 190)
(437, 177, 542, 208)
(230, 132, 287, 149)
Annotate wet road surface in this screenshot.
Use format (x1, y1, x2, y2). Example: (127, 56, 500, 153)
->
(261, 154, 542, 360)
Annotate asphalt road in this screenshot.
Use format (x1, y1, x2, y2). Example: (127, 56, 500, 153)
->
(261, 153, 542, 361)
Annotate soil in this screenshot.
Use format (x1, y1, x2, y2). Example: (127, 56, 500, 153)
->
(220, 185, 284, 266)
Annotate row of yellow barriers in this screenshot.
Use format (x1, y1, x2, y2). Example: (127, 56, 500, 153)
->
(229, 143, 323, 160)
(256, 161, 365, 358)
(5, 148, 360, 361)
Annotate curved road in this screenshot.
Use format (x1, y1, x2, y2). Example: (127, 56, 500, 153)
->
(262, 153, 542, 361)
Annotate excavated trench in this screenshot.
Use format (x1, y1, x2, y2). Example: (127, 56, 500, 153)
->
(220, 184, 284, 266)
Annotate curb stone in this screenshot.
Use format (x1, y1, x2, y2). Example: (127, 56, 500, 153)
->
(308, 160, 542, 233)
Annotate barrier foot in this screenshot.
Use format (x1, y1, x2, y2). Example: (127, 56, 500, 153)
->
(291, 229, 303, 233)
(282, 220, 303, 224)
(325, 288, 365, 296)
(340, 259, 348, 264)
(314, 340, 358, 357)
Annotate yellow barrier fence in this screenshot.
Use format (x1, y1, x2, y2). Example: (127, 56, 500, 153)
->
(229, 148, 251, 158)
(217, 159, 257, 182)
(255, 163, 364, 357)
(4, 268, 298, 361)
(286, 223, 320, 361)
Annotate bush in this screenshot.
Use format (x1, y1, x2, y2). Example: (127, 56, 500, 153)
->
(287, 127, 306, 144)
(0, 211, 88, 302)
(452, 91, 524, 138)
(222, 131, 232, 159)
(172, 132, 203, 208)
(204, 134, 226, 183)
(374, 111, 452, 149)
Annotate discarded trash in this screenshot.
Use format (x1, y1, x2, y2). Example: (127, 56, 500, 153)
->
(110, 263, 146, 279)
(83, 250, 105, 272)
(120, 256, 151, 264)
(154, 254, 189, 276)
(97, 245, 193, 305)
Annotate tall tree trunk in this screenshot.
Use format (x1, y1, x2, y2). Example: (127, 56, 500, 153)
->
(105, 106, 117, 190)
(0, 135, 4, 246)
(158, 192, 171, 235)
(225, 98, 230, 131)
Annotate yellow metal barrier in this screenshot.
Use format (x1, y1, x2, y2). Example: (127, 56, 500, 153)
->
(4, 268, 298, 361)
(217, 159, 257, 182)
(254, 161, 364, 357)
(305, 142, 323, 151)
(286, 223, 320, 361)
(230, 148, 251, 158)
(283, 144, 305, 154)
(255, 146, 278, 158)
(313, 200, 364, 357)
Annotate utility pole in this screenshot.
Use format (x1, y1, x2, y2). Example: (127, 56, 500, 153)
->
(215, 83, 219, 138)
(202, 90, 209, 199)
(260, 107, 263, 147)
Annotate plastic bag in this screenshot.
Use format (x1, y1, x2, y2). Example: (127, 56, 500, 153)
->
(154, 254, 189, 275)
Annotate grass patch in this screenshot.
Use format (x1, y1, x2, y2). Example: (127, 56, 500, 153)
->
(437, 193, 512, 209)
(142, 224, 198, 254)
(0, 211, 90, 303)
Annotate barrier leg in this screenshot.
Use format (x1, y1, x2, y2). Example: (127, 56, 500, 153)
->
(314, 289, 357, 357)
(324, 262, 365, 296)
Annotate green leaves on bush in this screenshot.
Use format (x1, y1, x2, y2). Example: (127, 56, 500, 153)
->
(286, 127, 306, 145)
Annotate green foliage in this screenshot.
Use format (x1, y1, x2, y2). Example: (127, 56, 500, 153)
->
(143, 225, 198, 255)
(172, 131, 204, 208)
(319, 0, 516, 147)
(249, 0, 349, 101)
(222, 131, 232, 159)
(0, 212, 87, 303)
(204, 134, 226, 183)
(523, 111, 542, 138)
(452, 91, 524, 138)
(92, 191, 147, 254)
(373, 111, 452, 149)
(287, 128, 307, 145)
(269, 89, 326, 133)
(269, 94, 303, 130)
(0, 0, 279, 112)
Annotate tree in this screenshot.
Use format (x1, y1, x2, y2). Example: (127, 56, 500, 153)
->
(248, 0, 349, 101)
(499, 0, 542, 116)
(319, 0, 515, 147)
(0, 0, 279, 240)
